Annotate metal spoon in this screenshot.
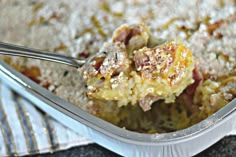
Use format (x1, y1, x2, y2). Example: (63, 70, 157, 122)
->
(0, 42, 86, 68)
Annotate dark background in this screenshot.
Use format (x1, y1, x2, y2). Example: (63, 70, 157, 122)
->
(29, 136, 236, 157)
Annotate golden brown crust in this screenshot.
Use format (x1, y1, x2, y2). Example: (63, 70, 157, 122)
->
(112, 24, 150, 56)
(134, 41, 194, 86)
(80, 42, 130, 79)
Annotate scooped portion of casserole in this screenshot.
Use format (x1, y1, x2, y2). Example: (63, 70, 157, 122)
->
(80, 24, 194, 111)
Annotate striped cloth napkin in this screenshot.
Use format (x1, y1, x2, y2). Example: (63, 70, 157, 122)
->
(0, 82, 92, 156)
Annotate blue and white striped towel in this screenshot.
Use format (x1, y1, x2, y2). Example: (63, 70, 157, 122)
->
(0, 82, 92, 156)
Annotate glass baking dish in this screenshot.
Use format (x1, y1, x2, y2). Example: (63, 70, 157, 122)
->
(0, 60, 235, 157)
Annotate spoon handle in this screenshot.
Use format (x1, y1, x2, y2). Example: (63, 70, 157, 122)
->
(0, 42, 86, 68)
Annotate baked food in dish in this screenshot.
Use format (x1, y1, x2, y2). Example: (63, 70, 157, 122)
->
(0, 0, 235, 133)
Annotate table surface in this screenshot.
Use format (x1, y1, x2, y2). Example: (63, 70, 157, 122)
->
(29, 135, 236, 157)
